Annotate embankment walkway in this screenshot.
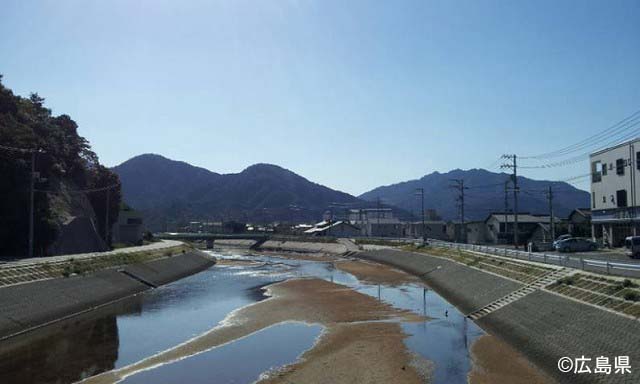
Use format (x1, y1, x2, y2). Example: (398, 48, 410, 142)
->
(0, 240, 183, 287)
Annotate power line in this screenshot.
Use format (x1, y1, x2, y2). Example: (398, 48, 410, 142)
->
(34, 183, 119, 194)
(521, 108, 640, 160)
(519, 124, 640, 169)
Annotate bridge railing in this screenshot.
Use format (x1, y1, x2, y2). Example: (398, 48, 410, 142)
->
(427, 239, 640, 278)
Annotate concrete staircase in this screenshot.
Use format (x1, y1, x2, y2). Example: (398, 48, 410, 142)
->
(467, 268, 572, 321)
(342, 251, 358, 258)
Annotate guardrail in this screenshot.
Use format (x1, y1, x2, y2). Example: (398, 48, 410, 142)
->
(427, 239, 640, 278)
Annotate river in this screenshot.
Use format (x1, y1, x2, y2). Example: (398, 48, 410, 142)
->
(0, 249, 486, 384)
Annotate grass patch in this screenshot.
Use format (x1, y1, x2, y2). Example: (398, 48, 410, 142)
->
(60, 244, 192, 278)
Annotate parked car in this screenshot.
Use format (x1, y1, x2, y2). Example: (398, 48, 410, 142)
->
(624, 236, 640, 258)
(555, 237, 598, 253)
(552, 234, 572, 248)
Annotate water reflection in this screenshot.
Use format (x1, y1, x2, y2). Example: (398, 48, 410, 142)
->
(121, 323, 322, 384)
(0, 299, 141, 384)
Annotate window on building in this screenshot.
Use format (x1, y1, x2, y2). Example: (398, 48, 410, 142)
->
(637, 152, 640, 170)
(602, 162, 607, 176)
(616, 158, 625, 175)
(617, 189, 628, 207)
(592, 192, 596, 209)
(591, 161, 602, 182)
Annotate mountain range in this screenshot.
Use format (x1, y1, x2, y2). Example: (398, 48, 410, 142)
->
(113, 154, 590, 231)
(358, 168, 590, 221)
(113, 154, 367, 231)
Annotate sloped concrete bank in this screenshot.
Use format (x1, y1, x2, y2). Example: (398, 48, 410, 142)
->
(211, 239, 350, 255)
(357, 249, 522, 314)
(0, 251, 215, 340)
(258, 240, 348, 254)
(357, 249, 640, 384)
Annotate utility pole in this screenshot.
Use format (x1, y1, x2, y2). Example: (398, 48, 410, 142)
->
(504, 180, 510, 238)
(375, 197, 381, 238)
(547, 185, 555, 241)
(104, 187, 110, 246)
(28, 151, 36, 258)
(450, 179, 467, 243)
(416, 188, 425, 243)
(501, 155, 519, 249)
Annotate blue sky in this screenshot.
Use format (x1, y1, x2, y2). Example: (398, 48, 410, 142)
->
(1, 0, 639, 195)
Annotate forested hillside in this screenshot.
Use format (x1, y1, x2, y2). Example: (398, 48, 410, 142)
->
(0, 75, 121, 257)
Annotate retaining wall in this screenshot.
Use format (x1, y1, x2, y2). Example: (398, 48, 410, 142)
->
(357, 249, 640, 384)
(0, 251, 215, 340)
(258, 240, 347, 255)
(358, 249, 522, 314)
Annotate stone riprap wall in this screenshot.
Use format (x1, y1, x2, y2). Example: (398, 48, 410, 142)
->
(357, 249, 640, 384)
(0, 251, 215, 340)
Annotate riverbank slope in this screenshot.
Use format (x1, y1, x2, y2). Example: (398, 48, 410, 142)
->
(0, 250, 215, 340)
(357, 248, 640, 384)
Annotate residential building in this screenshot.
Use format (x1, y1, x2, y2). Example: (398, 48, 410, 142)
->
(590, 138, 640, 246)
(465, 221, 490, 244)
(484, 213, 560, 245)
(567, 208, 592, 237)
(405, 221, 449, 240)
(347, 208, 397, 224)
(347, 208, 404, 237)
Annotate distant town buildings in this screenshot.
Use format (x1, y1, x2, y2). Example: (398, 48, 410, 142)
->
(303, 220, 361, 237)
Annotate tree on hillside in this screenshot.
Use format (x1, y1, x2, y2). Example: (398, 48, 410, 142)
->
(0, 75, 122, 257)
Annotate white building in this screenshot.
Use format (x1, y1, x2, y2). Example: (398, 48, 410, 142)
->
(590, 138, 640, 246)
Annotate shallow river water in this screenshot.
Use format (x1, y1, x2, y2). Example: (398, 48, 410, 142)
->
(0, 250, 484, 384)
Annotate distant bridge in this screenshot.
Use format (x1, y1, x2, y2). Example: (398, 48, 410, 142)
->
(155, 232, 269, 249)
(155, 232, 269, 241)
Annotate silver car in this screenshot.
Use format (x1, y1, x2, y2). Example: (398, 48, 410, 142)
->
(555, 237, 598, 253)
(552, 234, 572, 248)
(624, 236, 640, 258)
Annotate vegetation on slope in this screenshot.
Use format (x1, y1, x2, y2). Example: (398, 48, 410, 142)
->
(0, 75, 121, 257)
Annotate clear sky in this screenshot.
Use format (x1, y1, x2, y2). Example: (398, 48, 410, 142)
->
(1, 0, 639, 195)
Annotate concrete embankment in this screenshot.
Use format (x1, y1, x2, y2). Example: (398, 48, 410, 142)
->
(358, 248, 522, 314)
(0, 251, 215, 340)
(257, 240, 348, 255)
(357, 249, 640, 384)
(212, 239, 350, 255)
